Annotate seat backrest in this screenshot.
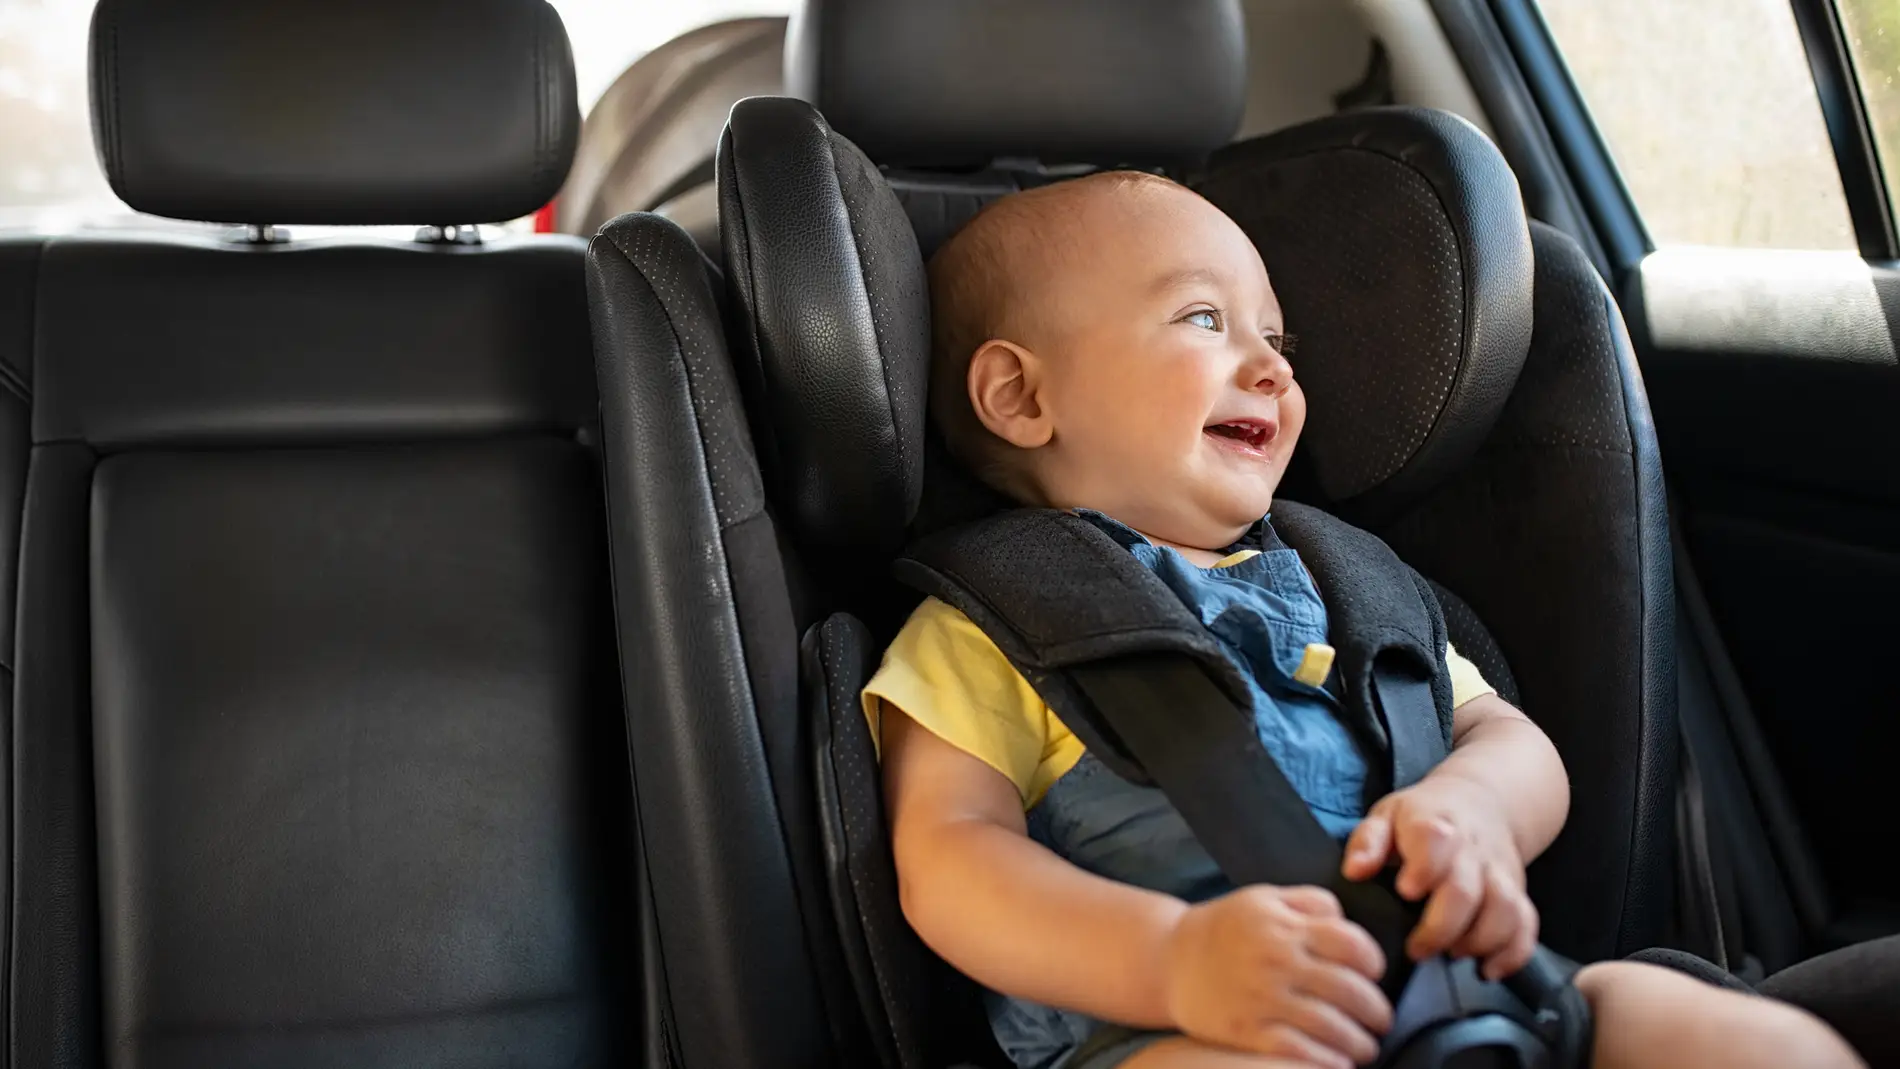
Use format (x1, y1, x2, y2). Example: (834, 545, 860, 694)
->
(590, 0, 1675, 1065)
(9, 2, 650, 1065)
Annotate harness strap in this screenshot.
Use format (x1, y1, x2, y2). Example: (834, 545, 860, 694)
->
(1068, 652, 1593, 1069)
(1069, 653, 1421, 999)
(1375, 660, 1448, 791)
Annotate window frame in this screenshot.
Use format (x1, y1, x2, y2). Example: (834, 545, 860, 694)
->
(1484, 0, 1648, 270)
(1788, 0, 1897, 260)
(1481, 0, 1900, 267)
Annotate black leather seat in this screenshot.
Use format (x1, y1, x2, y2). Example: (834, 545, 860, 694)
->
(0, 236, 35, 762)
(587, 1, 1676, 1066)
(5, 1, 651, 1065)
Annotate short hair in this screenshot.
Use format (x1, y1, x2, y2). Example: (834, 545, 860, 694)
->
(926, 170, 1183, 497)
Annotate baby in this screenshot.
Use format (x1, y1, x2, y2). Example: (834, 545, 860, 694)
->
(862, 172, 1860, 1069)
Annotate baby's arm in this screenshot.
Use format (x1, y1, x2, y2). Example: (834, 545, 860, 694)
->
(881, 705, 1392, 1068)
(1412, 693, 1570, 864)
(1341, 694, 1568, 977)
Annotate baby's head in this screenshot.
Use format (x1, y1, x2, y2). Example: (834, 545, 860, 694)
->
(928, 171, 1302, 552)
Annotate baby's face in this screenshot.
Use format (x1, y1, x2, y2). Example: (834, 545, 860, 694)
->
(1021, 184, 1302, 550)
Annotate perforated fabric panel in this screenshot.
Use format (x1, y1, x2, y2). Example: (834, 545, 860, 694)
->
(1200, 151, 1465, 501)
(1371, 224, 1673, 961)
(1431, 582, 1520, 708)
(595, 220, 768, 530)
(1485, 244, 1632, 455)
(809, 613, 1006, 1069)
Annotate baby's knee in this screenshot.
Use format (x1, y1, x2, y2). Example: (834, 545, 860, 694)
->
(1576, 960, 1864, 1069)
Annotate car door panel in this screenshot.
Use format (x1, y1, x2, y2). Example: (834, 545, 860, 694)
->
(1625, 252, 1900, 924)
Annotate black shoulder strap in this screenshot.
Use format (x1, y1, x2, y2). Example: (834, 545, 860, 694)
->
(896, 508, 1257, 785)
(1271, 502, 1454, 790)
(1069, 652, 1420, 995)
(895, 503, 1454, 988)
(897, 508, 1593, 1059)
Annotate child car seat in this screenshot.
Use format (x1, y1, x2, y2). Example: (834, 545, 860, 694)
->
(583, 1, 1675, 1064)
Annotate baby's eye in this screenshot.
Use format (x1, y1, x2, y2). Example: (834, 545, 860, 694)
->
(1267, 332, 1298, 355)
(1183, 309, 1222, 331)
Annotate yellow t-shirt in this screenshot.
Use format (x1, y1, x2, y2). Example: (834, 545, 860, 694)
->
(863, 596, 1496, 808)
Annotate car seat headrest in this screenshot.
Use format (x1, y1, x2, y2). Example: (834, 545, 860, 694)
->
(1195, 108, 1534, 516)
(785, 0, 1246, 168)
(88, 0, 579, 225)
(719, 99, 1533, 561)
(720, 97, 930, 562)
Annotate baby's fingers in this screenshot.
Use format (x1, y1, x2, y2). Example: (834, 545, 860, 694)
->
(1341, 814, 1392, 882)
(1480, 896, 1539, 981)
(1406, 852, 1482, 961)
(1238, 1023, 1354, 1069)
(1392, 816, 1457, 901)
(1275, 995, 1381, 1067)
(1279, 885, 1345, 919)
(1305, 916, 1388, 982)
(1293, 951, 1393, 1034)
(1448, 869, 1534, 969)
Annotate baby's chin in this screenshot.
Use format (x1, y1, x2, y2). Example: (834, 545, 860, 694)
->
(1148, 491, 1278, 550)
(1204, 478, 1281, 524)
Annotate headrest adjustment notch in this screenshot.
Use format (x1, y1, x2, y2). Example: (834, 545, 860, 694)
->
(226, 224, 285, 245)
(415, 224, 484, 246)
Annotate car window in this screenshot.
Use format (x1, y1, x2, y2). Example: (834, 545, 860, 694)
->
(1837, 0, 1900, 213)
(0, 0, 791, 233)
(1535, 0, 1857, 250)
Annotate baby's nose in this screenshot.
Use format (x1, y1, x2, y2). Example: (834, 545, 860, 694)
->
(1246, 346, 1295, 395)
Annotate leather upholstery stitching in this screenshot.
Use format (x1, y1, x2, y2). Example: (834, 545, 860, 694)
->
(0, 356, 28, 408)
(0, 242, 38, 408)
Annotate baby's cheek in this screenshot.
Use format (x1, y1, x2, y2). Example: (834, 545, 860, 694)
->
(1280, 383, 1308, 447)
(1101, 379, 1196, 445)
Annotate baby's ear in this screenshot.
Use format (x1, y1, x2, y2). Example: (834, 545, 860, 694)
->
(966, 340, 1052, 450)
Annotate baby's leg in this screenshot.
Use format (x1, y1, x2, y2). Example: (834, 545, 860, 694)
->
(1107, 961, 1867, 1069)
(1578, 960, 1865, 1069)
(1118, 1036, 1322, 1068)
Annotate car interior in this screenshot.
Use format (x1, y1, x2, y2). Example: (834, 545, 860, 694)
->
(0, 0, 1895, 1065)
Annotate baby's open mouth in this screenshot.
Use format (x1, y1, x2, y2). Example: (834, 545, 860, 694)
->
(1204, 418, 1277, 455)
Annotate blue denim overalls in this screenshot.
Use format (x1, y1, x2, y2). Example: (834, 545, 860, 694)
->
(990, 511, 1371, 1069)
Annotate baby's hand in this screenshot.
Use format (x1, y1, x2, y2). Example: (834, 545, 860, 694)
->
(1162, 884, 1392, 1068)
(1340, 777, 1538, 979)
